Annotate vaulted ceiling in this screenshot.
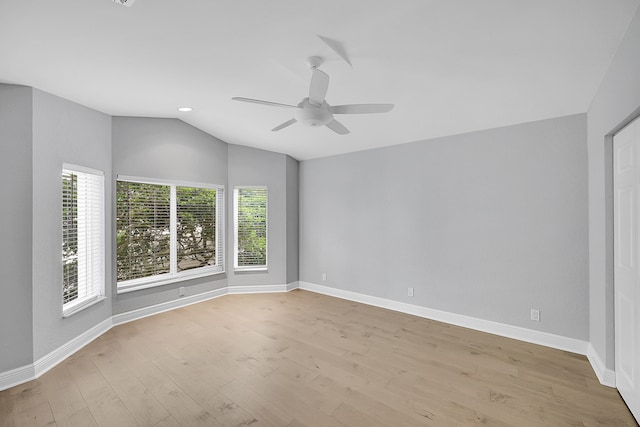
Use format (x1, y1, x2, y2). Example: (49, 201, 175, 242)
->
(0, 0, 638, 159)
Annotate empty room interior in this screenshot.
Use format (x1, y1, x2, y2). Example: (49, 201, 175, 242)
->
(2, 1, 640, 425)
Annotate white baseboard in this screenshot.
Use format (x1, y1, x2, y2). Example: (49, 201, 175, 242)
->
(0, 363, 35, 392)
(0, 282, 297, 391)
(298, 282, 589, 355)
(228, 284, 292, 294)
(586, 343, 616, 387)
(112, 287, 228, 326)
(34, 318, 113, 379)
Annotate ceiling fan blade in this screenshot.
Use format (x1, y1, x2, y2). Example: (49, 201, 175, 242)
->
(316, 34, 352, 67)
(232, 97, 297, 109)
(325, 119, 350, 135)
(330, 104, 395, 114)
(271, 118, 297, 132)
(309, 68, 329, 106)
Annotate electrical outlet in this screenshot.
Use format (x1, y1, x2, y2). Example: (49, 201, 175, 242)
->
(530, 309, 540, 322)
(322, 273, 327, 281)
(408, 287, 414, 297)
(179, 287, 186, 297)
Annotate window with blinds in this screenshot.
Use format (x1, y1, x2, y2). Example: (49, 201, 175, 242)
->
(234, 187, 267, 269)
(62, 165, 105, 316)
(176, 186, 220, 272)
(116, 181, 171, 281)
(116, 177, 224, 292)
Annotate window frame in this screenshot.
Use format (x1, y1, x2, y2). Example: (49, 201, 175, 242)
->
(116, 175, 225, 294)
(233, 186, 268, 271)
(62, 163, 106, 317)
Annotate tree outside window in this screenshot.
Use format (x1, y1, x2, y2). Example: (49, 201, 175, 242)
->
(234, 187, 267, 269)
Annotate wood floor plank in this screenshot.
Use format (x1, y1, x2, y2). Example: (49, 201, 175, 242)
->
(219, 379, 294, 427)
(150, 415, 180, 427)
(1, 290, 636, 426)
(91, 349, 170, 426)
(40, 363, 94, 426)
(5, 380, 55, 427)
(127, 361, 222, 427)
(331, 402, 390, 427)
(66, 357, 138, 427)
(54, 407, 98, 427)
(308, 374, 433, 427)
(194, 391, 263, 427)
(0, 387, 15, 427)
(281, 344, 391, 389)
(233, 375, 345, 427)
(146, 345, 267, 426)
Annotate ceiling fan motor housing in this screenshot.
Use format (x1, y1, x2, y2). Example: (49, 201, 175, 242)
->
(295, 98, 333, 127)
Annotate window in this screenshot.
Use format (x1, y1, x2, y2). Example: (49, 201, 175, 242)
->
(116, 182, 171, 281)
(62, 165, 105, 316)
(176, 186, 218, 272)
(116, 177, 224, 292)
(234, 187, 267, 270)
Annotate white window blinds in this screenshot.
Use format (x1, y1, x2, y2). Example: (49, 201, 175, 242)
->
(234, 187, 267, 269)
(62, 165, 105, 316)
(116, 181, 171, 282)
(116, 177, 224, 292)
(176, 186, 220, 271)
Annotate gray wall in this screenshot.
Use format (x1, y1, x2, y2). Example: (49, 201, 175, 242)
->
(31, 89, 113, 360)
(587, 7, 640, 369)
(227, 145, 292, 287)
(300, 114, 589, 340)
(286, 155, 299, 284)
(112, 117, 229, 313)
(0, 85, 34, 371)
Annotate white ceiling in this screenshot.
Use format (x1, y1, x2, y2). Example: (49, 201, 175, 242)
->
(0, 0, 638, 160)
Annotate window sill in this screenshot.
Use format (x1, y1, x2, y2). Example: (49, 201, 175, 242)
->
(63, 295, 106, 318)
(234, 266, 268, 273)
(117, 269, 225, 294)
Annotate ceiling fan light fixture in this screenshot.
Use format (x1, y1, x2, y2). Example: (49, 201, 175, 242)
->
(294, 99, 332, 127)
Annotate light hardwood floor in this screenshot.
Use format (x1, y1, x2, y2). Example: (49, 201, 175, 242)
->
(0, 290, 636, 426)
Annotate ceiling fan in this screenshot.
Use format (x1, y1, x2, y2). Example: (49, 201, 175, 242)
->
(232, 56, 394, 135)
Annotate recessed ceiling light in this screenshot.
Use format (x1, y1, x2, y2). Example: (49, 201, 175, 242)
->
(177, 107, 193, 112)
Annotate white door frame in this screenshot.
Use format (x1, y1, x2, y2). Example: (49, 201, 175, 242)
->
(613, 115, 640, 422)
